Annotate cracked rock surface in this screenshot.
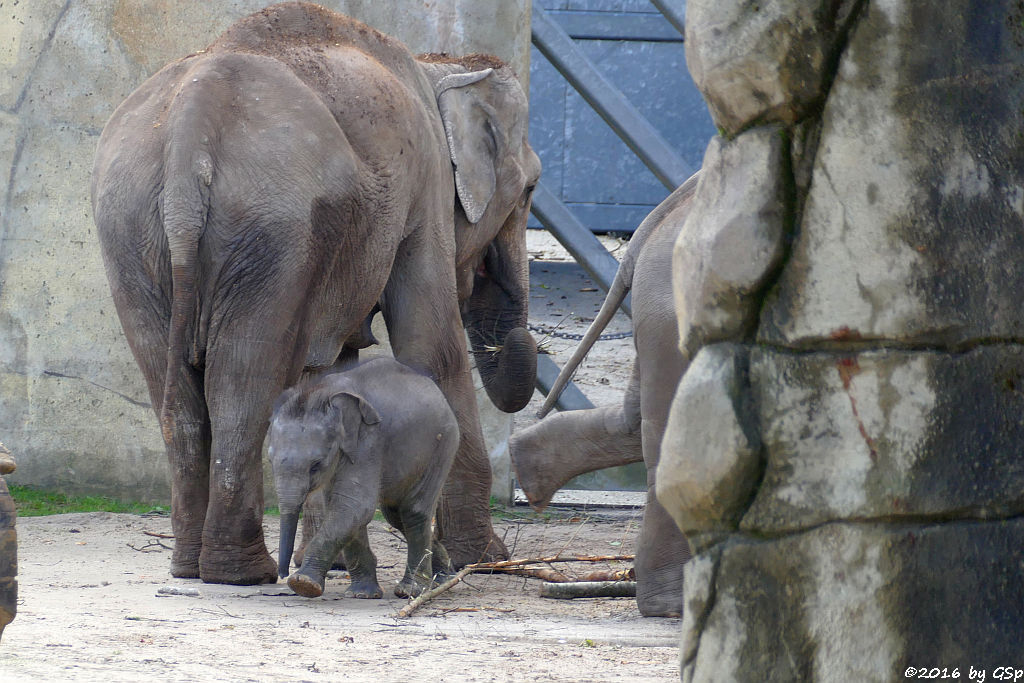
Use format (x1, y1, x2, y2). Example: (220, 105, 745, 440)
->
(662, 1, 1024, 679)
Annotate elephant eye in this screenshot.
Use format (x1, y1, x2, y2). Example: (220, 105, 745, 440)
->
(309, 462, 322, 476)
(521, 185, 536, 207)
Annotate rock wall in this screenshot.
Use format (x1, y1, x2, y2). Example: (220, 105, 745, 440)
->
(0, 1, 530, 503)
(658, 1, 1024, 679)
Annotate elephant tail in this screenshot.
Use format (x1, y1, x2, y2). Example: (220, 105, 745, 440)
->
(158, 143, 213, 445)
(536, 170, 701, 419)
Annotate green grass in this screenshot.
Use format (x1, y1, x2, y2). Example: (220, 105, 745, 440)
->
(9, 484, 168, 517)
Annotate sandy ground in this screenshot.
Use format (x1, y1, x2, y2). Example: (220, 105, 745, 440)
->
(1, 509, 680, 682)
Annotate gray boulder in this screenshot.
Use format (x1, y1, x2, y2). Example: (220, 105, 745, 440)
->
(673, 126, 788, 359)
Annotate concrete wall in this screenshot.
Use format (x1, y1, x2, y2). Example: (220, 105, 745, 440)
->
(0, 0, 531, 503)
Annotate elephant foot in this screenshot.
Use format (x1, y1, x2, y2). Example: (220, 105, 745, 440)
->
(431, 540, 453, 576)
(508, 438, 561, 512)
(445, 530, 509, 569)
(199, 542, 278, 585)
(635, 563, 685, 618)
(394, 576, 432, 599)
(344, 579, 383, 599)
(170, 539, 202, 579)
(288, 573, 324, 598)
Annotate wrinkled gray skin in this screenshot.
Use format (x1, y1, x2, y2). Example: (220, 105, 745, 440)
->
(509, 173, 699, 617)
(91, 3, 540, 584)
(270, 358, 458, 599)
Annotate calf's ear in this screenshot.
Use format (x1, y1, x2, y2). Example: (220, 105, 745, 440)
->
(328, 391, 381, 456)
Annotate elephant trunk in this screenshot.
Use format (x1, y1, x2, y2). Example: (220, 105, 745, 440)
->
(278, 510, 301, 579)
(464, 221, 537, 413)
(475, 326, 537, 412)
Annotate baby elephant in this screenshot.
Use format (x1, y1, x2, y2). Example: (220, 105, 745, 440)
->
(269, 357, 459, 599)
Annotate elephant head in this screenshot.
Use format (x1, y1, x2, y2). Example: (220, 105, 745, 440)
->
(425, 55, 542, 413)
(268, 386, 381, 579)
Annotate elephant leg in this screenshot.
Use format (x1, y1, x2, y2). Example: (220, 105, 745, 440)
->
(509, 406, 643, 511)
(101, 254, 211, 579)
(165, 365, 211, 578)
(341, 525, 382, 599)
(633, 314, 691, 618)
(200, 320, 304, 585)
(634, 418, 691, 617)
(393, 507, 435, 598)
(297, 495, 380, 599)
(510, 362, 643, 510)
(293, 488, 346, 571)
(382, 235, 505, 567)
(291, 496, 380, 599)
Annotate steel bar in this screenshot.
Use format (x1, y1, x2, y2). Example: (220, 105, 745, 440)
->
(531, 4, 693, 190)
(530, 183, 631, 316)
(536, 353, 594, 411)
(649, 0, 686, 38)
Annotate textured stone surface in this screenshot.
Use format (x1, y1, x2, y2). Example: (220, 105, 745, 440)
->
(673, 126, 788, 359)
(744, 346, 1024, 533)
(0, 1, 530, 502)
(667, 1, 1024, 678)
(656, 343, 761, 536)
(682, 520, 1024, 683)
(759, 1, 1024, 347)
(684, 0, 858, 135)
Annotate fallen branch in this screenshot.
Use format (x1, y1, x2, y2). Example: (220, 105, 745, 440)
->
(143, 530, 175, 540)
(540, 581, 637, 599)
(395, 554, 635, 618)
(127, 539, 172, 552)
(468, 554, 634, 570)
(501, 567, 572, 582)
(580, 568, 635, 582)
(397, 567, 473, 618)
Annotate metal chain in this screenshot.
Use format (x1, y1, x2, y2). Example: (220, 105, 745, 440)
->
(527, 322, 633, 341)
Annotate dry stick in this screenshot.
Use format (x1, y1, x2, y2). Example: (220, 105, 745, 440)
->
(395, 554, 635, 618)
(143, 530, 175, 539)
(539, 581, 637, 599)
(397, 566, 473, 618)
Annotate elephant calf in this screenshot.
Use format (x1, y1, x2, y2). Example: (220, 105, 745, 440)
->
(269, 358, 459, 599)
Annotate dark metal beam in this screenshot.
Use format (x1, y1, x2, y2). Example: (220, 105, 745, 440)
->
(649, 0, 686, 38)
(536, 353, 595, 411)
(531, 3, 693, 190)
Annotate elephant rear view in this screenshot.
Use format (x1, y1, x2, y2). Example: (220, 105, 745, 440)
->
(91, 2, 540, 584)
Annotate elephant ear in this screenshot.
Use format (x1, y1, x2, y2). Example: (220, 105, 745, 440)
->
(328, 391, 381, 458)
(437, 68, 498, 224)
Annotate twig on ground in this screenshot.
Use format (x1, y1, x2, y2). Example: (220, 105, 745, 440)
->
(143, 530, 175, 539)
(397, 567, 473, 618)
(540, 581, 637, 599)
(395, 554, 635, 617)
(127, 539, 172, 552)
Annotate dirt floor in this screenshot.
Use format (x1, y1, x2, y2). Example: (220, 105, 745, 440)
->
(0, 509, 680, 682)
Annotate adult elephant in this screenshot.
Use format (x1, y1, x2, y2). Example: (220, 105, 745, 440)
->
(91, 2, 540, 584)
(510, 173, 698, 616)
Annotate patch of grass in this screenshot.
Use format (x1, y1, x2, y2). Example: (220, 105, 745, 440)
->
(9, 484, 168, 517)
